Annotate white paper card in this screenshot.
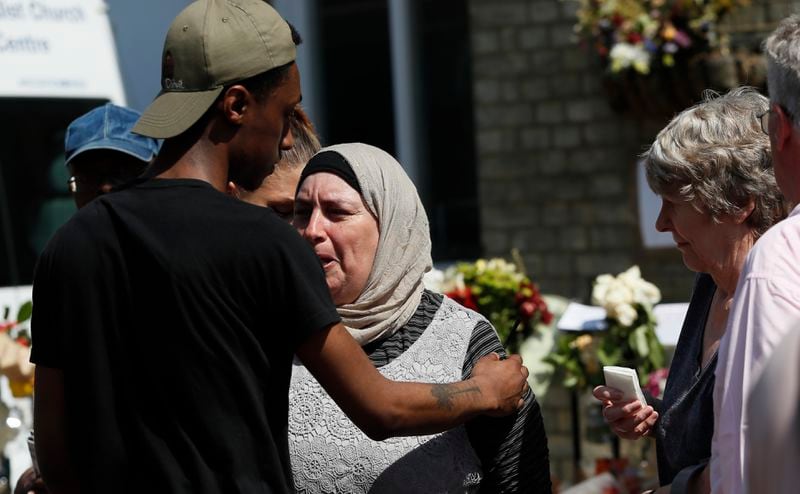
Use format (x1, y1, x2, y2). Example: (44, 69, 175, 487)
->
(603, 366, 647, 405)
(556, 302, 608, 331)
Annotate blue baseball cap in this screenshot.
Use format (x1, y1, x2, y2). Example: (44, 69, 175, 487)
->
(65, 103, 161, 166)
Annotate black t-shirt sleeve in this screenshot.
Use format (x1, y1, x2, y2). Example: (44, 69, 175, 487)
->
(265, 219, 341, 349)
(30, 235, 68, 368)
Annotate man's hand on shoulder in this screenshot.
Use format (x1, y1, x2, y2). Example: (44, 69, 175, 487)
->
(468, 353, 529, 417)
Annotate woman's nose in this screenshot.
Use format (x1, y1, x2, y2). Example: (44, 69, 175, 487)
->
(301, 209, 325, 243)
(655, 202, 670, 232)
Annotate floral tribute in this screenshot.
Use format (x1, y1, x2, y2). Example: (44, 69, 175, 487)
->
(1, 301, 32, 348)
(425, 258, 552, 354)
(575, 0, 749, 74)
(547, 266, 666, 390)
(2, 301, 33, 397)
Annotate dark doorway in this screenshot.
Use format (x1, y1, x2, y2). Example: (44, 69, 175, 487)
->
(318, 0, 480, 261)
(0, 98, 106, 286)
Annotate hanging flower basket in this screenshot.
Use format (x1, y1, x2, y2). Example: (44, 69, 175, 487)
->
(602, 48, 766, 118)
(576, 0, 764, 118)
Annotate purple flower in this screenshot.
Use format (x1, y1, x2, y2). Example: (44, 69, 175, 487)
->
(673, 30, 692, 48)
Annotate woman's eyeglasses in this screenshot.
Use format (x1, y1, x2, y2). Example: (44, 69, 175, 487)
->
(758, 105, 797, 135)
(758, 109, 771, 135)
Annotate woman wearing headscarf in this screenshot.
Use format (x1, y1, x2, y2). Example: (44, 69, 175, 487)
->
(288, 142, 551, 493)
(593, 87, 788, 494)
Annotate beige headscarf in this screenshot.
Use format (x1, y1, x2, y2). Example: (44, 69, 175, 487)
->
(306, 143, 432, 346)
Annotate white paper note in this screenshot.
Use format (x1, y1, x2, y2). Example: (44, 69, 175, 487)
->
(556, 302, 608, 332)
(603, 366, 647, 405)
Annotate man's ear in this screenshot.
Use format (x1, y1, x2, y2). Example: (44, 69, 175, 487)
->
(771, 103, 793, 152)
(219, 85, 251, 126)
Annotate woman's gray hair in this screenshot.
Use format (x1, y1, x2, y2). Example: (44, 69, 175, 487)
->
(765, 15, 800, 124)
(643, 87, 787, 237)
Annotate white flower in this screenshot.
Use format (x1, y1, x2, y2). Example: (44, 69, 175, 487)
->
(638, 282, 661, 306)
(440, 269, 465, 294)
(591, 274, 615, 305)
(604, 282, 634, 308)
(486, 258, 503, 272)
(592, 265, 661, 326)
(487, 258, 517, 275)
(609, 42, 651, 74)
(618, 265, 642, 285)
(612, 302, 638, 327)
(422, 268, 445, 293)
(618, 265, 661, 306)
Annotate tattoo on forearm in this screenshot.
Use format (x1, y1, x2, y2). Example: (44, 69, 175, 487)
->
(431, 384, 482, 410)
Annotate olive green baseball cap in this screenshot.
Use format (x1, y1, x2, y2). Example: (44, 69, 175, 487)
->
(133, 0, 296, 139)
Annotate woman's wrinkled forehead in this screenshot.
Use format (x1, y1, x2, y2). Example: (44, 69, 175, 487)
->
(297, 150, 361, 196)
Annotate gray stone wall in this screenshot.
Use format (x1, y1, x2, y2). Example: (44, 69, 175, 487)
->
(468, 0, 800, 485)
(469, 0, 694, 308)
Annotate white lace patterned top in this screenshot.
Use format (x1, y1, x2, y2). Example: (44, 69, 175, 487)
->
(288, 297, 484, 493)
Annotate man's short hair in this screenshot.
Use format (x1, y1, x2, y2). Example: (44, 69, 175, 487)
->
(133, 0, 297, 139)
(66, 103, 160, 167)
(764, 15, 800, 122)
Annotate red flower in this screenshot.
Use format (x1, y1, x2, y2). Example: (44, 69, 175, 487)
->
(0, 321, 16, 333)
(519, 301, 536, 320)
(645, 368, 669, 399)
(15, 336, 29, 348)
(514, 281, 551, 326)
(446, 287, 479, 312)
(626, 32, 643, 44)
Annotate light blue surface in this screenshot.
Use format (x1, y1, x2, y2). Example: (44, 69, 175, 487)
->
(105, 0, 191, 111)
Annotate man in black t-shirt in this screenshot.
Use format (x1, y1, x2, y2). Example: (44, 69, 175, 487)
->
(30, 2, 530, 493)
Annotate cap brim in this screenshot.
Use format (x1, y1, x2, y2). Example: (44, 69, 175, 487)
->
(65, 137, 159, 166)
(133, 87, 224, 139)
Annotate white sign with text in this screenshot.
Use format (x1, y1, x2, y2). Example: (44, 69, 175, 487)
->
(0, 0, 124, 102)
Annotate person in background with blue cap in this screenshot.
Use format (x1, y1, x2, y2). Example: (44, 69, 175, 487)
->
(64, 103, 160, 208)
(12, 103, 160, 494)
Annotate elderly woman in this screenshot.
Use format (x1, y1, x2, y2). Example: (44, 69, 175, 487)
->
(228, 106, 320, 219)
(593, 87, 787, 494)
(288, 143, 551, 493)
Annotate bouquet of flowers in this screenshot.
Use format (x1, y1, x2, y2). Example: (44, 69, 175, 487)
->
(574, 0, 749, 75)
(547, 266, 666, 390)
(424, 258, 552, 354)
(1, 302, 32, 348)
(1, 301, 34, 397)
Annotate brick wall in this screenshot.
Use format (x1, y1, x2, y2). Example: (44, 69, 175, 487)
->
(468, 0, 800, 485)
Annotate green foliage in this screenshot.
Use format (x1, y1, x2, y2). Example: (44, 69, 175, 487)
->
(546, 267, 666, 391)
(16, 301, 32, 324)
(1, 301, 33, 347)
(441, 258, 552, 354)
(546, 305, 665, 391)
